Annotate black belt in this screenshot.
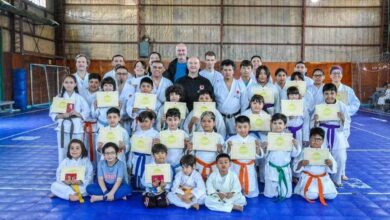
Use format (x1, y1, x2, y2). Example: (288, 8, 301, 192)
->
(221, 110, 241, 119)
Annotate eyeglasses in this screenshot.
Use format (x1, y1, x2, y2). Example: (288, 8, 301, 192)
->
(104, 152, 116, 155)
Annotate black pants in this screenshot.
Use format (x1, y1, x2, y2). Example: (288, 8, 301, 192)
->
(143, 192, 168, 208)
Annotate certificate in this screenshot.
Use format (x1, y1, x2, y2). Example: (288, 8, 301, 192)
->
(193, 102, 216, 118)
(336, 91, 349, 105)
(131, 136, 153, 154)
(134, 93, 157, 110)
(281, 99, 304, 117)
(193, 132, 218, 152)
(303, 148, 329, 166)
(96, 91, 119, 107)
(251, 87, 274, 104)
(98, 127, 122, 145)
(249, 113, 271, 131)
(51, 97, 74, 113)
(315, 104, 340, 121)
(285, 81, 307, 96)
(267, 132, 293, 151)
(60, 166, 85, 182)
(145, 163, 172, 183)
(164, 102, 187, 119)
(160, 130, 185, 149)
(231, 141, 256, 160)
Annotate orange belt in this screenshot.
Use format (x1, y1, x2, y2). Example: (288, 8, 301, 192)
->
(233, 160, 255, 195)
(196, 158, 216, 180)
(83, 121, 96, 162)
(303, 171, 327, 206)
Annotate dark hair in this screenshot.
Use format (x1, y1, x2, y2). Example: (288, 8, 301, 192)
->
(107, 107, 120, 116)
(88, 73, 101, 82)
(165, 85, 185, 102)
(112, 54, 124, 61)
(312, 68, 324, 75)
(235, 115, 250, 124)
(166, 108, 181, 119)
(115, 65, 128, 72)
(133, 60, 147, 69)
(197, 89, 214, 102)
(310, 127, 325, 139)
(220, 59, 236, 70)
(102, 142, 119, 154)
(205, 51, 216, 58)
(275, 68, 287, 77)
(101, 77, 116, 91)
(322, 83, 337, 94)
(216, 153, 231, 162)
(140, 77, 153, 88)
(290, 71, 304, 81)
(240, 60, 253, 68)
(250, 94, 265, 104)
(287, 86, 300, 96)
(151, 60, 165, 67)
(137, 110, 156, 122)
(152, 143, 168, 155)
(66, 139, 88, 159)
(180, 154, 196, 167)
(256, 65, 271, 81)
(271, 113, 287, 124)
(60, 74, 79, 97)
(250, 55, 262, 61)
(149, 51, 161, 60)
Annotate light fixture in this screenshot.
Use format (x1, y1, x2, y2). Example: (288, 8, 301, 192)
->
(311, 0, 320, 3)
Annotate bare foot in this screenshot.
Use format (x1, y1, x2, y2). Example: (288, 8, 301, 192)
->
(334, 182, 343, 188)
(122, 196, 127, 200)
(90, 195, 103, 203)
(342, 175, 349, 181)
(48, 193, 56, 198)
(69, 195, 79, 202)
(192, 203, 200, 210)
(233, 205, 244, 212)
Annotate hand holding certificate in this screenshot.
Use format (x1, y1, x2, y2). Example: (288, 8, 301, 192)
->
(230, 141, 256, 160)
(98, 127, 122, 145)
(134, 93, 157, 110)
(267, 132, 293, 151)
(303, 148, 329, 166)
(193, 102, 216, 118)
(145, 163, 172, 183)
(164, 102, 187, 119)
(96, 91, 119, 107)
(249, 114, 271, 131)
(281, 99, 304, 117)
(51, 97, 74, 113)
(193, 132, 218, 152)
(315, 104, 340, 121)
(285, 81, 307, 96)
(251, 87, 274, 104)
(160, 130, 185, 149)
(61, 166, 86, 182)
(131, 136, 153, 154)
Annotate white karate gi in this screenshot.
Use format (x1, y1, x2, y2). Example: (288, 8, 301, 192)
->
(293, 149, 338, 201)
(155, 104, 188, 131)
(227, 134, 263, 198)
(152, 76, 173, 105)
(199, 69, 224, 87)
(183, 110, 227, 139)
(167, 170, 206, 209)
(246, 82, 280, 115)
(214, 79, 249, 135)
(96, 124, 130, 164)
(50, 157, 93, 200)
(73, 72, 90, 92)
(160, 128, 189, 173)
(205, 170, 247, 212)
(49, 92, 90, 163)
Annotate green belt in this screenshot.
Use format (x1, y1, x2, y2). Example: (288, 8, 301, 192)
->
(269, 161, 290, 201)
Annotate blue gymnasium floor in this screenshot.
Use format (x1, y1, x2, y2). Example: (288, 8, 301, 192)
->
(1, 109, 390, 220)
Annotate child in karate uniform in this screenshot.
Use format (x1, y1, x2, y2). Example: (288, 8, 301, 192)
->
(226, 116, 263, 198)
(168, 154, 206, 210)
(205, 153, 247, 212)
(294, 127, 338, 205)
(263, 113, 301, 200)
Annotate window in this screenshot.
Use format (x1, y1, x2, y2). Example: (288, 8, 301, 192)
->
(27, 0, 46, 8)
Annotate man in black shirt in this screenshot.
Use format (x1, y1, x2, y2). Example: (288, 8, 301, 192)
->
(175, 57, 213, 111)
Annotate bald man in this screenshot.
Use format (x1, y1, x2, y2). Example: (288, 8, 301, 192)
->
(175, 57, 213, 111)
(165, 43, 189, 82)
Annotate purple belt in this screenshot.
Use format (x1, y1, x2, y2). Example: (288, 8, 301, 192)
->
(287, 124, 303, 139)
(319, 123, 340, 150)
(263, 103, 274, 110)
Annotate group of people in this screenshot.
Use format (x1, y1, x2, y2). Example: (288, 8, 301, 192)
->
(48, 43, 360, 212)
